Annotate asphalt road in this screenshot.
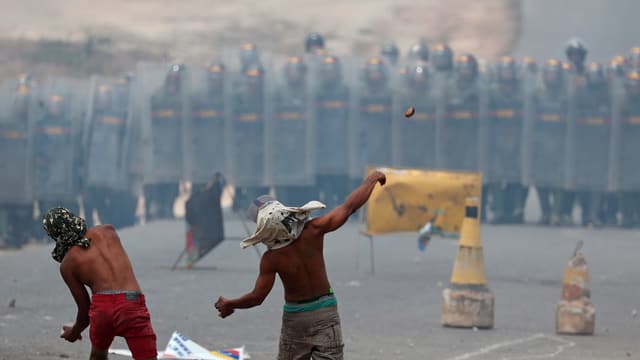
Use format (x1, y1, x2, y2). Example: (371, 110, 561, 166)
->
(1, 214, 639, 359)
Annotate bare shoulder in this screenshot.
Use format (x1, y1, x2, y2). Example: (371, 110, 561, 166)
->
(87, 224, 118, 239)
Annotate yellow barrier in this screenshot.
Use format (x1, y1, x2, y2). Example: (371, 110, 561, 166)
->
(364, 167, 482, 238)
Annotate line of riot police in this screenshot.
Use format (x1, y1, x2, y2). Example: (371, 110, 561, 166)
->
(4, 34, 640, 249)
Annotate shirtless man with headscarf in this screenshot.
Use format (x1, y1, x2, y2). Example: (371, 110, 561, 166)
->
(43, 207, 157, 360)
(215, 170, 386, 360)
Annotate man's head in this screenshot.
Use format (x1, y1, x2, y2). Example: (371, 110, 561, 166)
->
(247, 194, 276, 223)
(42, 207, 91, 263)
(241, 198, 326, 250)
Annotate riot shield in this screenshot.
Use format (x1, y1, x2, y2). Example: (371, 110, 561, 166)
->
(227, 58, 271, 187)
(528, 85, 569, 188)
(0, 79, 33, 204)
(484, 81, 526, 185)
(312, 55, 352, 178)
(612, 89, 640, 191)
(186, 65, 228, 185)
(566, 79, 611, 191)
(437, 79, 483, 172)
(265, 63, 315, 187)
(32, 76, 89, 204)
(83, 75, 130, 191)
(392, 68, 437, 169)
(351, 58, 394, 179)
(134, 61, 186, 185)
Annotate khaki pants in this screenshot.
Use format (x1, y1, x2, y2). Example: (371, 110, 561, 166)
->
(278, 306, 344, 360)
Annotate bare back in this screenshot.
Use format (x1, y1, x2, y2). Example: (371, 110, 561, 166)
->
(263, 222, 331, 302)
(61, 225, 141, 293)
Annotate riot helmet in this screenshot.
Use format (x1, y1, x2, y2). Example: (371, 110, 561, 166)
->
(305, 32, 325, 54)
(380, 40, 399, 66)
(407, 40, 429, 62)
(165, 63, 185, 94)
(431, 43, 454, 72)
(565, 37, 588, 70)
(454, 53, 478, 83)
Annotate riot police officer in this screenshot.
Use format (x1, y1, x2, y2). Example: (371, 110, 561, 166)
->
(440, 53, 487, 219)
(353, 57, 393, 189)
(189, 63, 227, 191)
(84, 83, 124, 227)
(270, 56, 315, 205)
(230, 63, 269, 212)
(616, 70, 640, 227)
(314, 55, 350, 209)
(570, 62, 611, 227)
(566, 38, 588, 75)
(34, 92, 83, 220)
(431, 44, 454, 73)
(531, 59, 569, 225)
(486, 56, 527, 224)
(0, 74, 36, 247)
(144, 64, 186, 221)
(395, 64, 436, 168)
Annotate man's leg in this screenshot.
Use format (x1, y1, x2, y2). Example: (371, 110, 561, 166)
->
(89, 347, 108, 360)
(537, 187, 551, 225)
(279, 312, 314, 360)
(588, 191, 603, 227)
(310, 307, 344, 360)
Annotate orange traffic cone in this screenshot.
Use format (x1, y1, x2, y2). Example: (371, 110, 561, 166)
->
(556, 243, 595, 335)
(441, 197, 494, 329)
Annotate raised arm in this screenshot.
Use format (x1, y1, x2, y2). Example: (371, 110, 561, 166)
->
(309, 170, 386, 234)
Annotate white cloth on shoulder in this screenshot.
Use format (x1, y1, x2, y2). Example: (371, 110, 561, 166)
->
(240, 200, 326, 250)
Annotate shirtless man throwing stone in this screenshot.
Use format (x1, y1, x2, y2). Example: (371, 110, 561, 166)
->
(43, 207, 157, 360)
(215, 170, 386, 360)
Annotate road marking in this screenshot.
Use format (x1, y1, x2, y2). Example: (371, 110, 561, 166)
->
(444, 333, 576, 360)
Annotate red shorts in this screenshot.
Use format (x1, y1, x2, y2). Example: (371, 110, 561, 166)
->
(90, 292, 157, 359)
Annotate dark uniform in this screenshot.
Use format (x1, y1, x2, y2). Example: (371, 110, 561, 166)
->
(531, 59, 569, 225)
(486, 56, 527, 224)
(144, 64, 185, 220)
(314, 55, 350, 209)
(271, 56, 315, 205)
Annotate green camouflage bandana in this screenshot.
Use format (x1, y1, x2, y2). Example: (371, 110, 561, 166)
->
(42, 207, 91, 263)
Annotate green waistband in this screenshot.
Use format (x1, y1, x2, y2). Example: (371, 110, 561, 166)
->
(283, 293, 337, 313)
